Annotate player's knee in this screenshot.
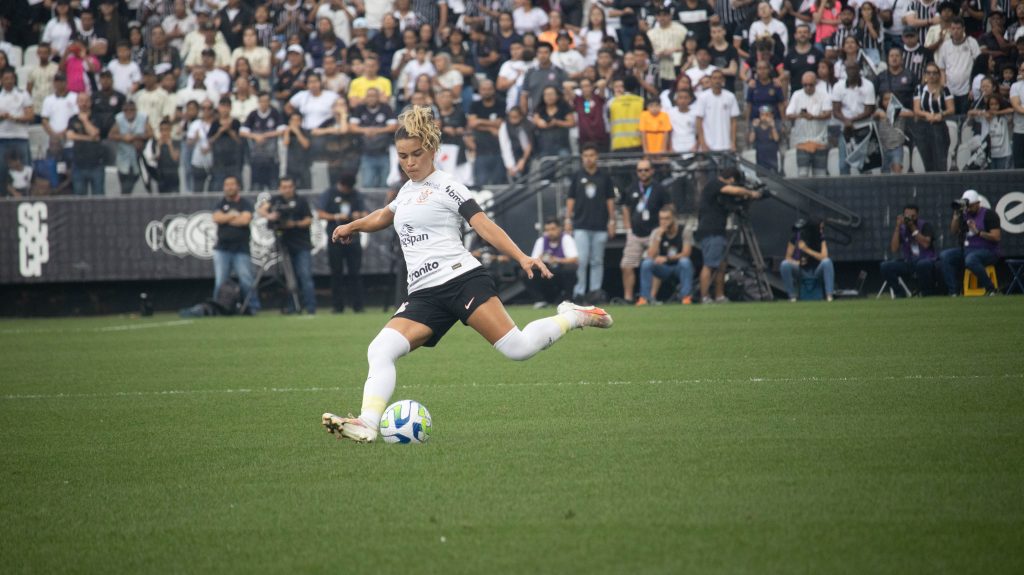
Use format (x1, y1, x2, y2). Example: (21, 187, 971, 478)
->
(367, 328, 411, 365)
(494, 329, 539, 361)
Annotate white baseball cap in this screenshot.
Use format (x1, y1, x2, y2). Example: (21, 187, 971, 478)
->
(287, 44, 304, 55)
(961, 189, 980, 204)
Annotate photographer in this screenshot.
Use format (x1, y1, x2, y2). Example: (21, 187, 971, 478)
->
(317, 175, 368, 314)
(940, 190, 1002, 296)
(780, 219, 835, 302)
(211, 176, 258, 313)
(697, 166, 762, 304)
(638, 205, 694, 306)
(525, 218, 579, 308)
(880, 204, 937, 297)
(258, 176, 317, 314)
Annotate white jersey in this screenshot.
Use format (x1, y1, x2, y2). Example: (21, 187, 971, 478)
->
(388, 169, 482, 293)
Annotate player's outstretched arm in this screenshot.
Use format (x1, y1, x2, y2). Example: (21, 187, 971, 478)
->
(468, 212, 553, 280)
(332, 207, 396, 244)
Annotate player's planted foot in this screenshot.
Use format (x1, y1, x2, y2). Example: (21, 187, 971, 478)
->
(557, 301, 614, 329)
(322, 412, 378, 443)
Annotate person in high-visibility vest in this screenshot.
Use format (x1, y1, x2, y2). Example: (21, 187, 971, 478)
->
(607, 76, 645, 152)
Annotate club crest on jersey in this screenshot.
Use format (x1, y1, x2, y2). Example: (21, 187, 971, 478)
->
(416, 189, 433, 204)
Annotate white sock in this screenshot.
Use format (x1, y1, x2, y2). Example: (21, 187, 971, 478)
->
(493, 314, 573, 361)
(358, 328, 411, 428)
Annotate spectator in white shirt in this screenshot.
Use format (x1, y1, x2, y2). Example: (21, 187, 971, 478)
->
(287, 74, 340, 131)
(513, 0, 549, 35)
(107, 41, 143, 96)
(163, 0, 198, 52)
(668, 89, 699, 155)
(694, 70, 740, 151)
(832, 62, 877, 174)
(787, 71, 833, 176)
(41, 73, 79, 156)
(748, 2, 789, 55)
(934, 17, 980, 114)
(551, 32, 586, 79)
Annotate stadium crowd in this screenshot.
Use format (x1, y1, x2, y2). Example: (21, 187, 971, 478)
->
(1, 0, 1023, 198)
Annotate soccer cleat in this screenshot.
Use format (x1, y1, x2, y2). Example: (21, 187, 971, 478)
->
(681, 296, 692, 305)
(635, 297, 648, 306)
(322, 412, 378, 443)
(557, 301, 614, 329)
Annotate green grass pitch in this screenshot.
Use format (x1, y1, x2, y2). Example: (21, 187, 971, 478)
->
(2, 298, 1022, 574)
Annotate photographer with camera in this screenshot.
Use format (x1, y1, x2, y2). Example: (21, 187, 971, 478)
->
(258, 176, 317, 314)
(940, 190, 1002, 296)
(697, 166, 762, 304)
(780, 219, 835, 302)
(211, 176, 259, 313)
(880, 204, 937, 297)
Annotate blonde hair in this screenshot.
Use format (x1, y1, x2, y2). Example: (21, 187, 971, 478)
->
(395, 105, 441, 152)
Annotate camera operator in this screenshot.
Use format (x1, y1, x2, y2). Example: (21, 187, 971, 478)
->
(211, 176, 259, 313)
(525, 218, 579, 308)
(780, 219, 834, 302)
(258, 176, 317, 314)
(317, 174, 368, 314)
(940, 189, 1002, 296)
(880, 204, 937, 297)
(697, 166, 762, 304)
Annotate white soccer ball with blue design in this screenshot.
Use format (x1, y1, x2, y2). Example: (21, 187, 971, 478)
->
(379, 400, 432, 444)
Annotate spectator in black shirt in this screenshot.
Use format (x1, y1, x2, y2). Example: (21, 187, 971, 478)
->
(532, 85, 575, 158)
(619, 157, 670, 304)
(209, 97, 243, 192)
(350, 88, 398, 189)
(784, 24, 825, 93)
(437, 88, 467, 165)
(317, 175, 369, 313)
(875, 46, 917, 108)
(468, 79, 507, 186)
(283, 112, 312, 189)
(241, 92, 285, 191)
(212, 176, 259, 312)
(67, 92, 106, 196)
(218, 0, 254, 51)
(565, 143, 617, 300)
(91, 71, 126, 140)
(258, 176, 316, 314)
(470, 23, 502, 82)
(696, 166, 762, 304)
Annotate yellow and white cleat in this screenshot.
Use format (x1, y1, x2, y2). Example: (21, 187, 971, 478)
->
(556, 301, 614, 329)
(322, 412, 378, 443)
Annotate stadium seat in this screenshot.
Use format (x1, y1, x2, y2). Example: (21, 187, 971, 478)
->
(311, 160, 329, 192)
(22, 45, 39, 68)
(7, 45, 23, 69)
(28, 125, 47, 160)
(963, 265, 997, 297)
(16, 67, 30, 90)
(104, 167, 120, 196)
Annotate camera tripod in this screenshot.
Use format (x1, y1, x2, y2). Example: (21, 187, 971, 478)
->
(719, 209, 774, 301)
(240, 234, 301, 314)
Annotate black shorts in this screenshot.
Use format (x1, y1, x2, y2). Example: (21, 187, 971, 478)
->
(393, 267, 498, 347)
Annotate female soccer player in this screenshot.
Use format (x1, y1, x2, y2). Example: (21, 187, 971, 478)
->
(322, 106, 613, 442)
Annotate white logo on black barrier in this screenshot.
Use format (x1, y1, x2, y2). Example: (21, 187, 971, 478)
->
(145, 211, 218, 259)
(18, 202, 49, 278)
(145, 194, 328, 266)
(996, 192, 1024, 235)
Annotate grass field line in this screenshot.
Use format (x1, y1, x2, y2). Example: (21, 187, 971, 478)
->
(3, 373, 1022, 401)
(0, 319, 195, 335)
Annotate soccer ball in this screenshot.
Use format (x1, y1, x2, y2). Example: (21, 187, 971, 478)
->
(379, 400, 432, 444)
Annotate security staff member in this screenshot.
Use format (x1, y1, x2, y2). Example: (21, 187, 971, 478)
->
(618, 157, 670, 303)
(258, 176, 316, 314)
(317, 174, 369, 313)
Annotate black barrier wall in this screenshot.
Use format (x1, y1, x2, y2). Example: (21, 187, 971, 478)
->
(748, 172, 1024, 262)
(3, 172, 1023, 285)
(2, 191, 395, 284)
